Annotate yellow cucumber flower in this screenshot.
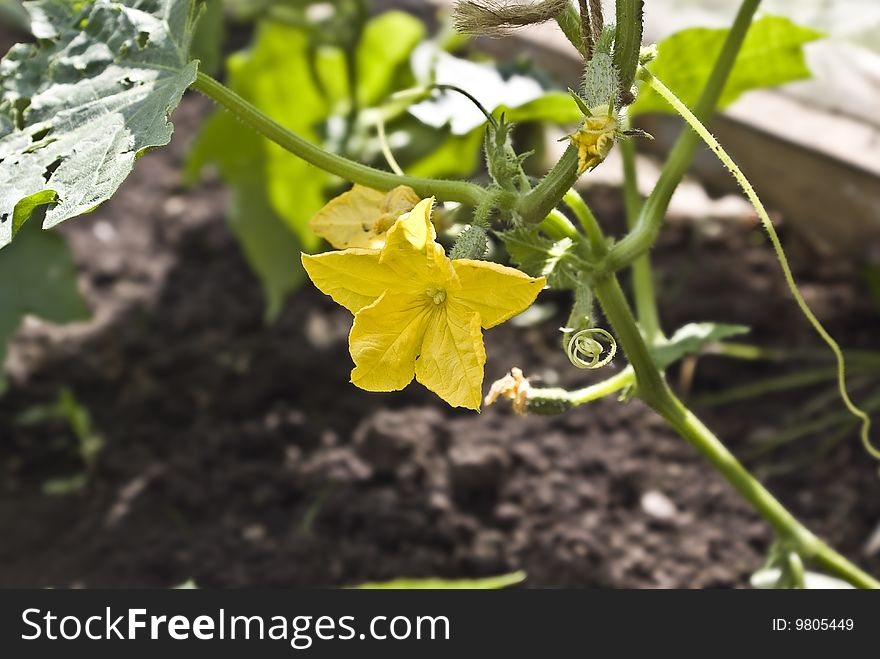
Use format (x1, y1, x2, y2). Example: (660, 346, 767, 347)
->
(569, 105, 618, 174)
(302, 198, 546, 410)
(309, 184, 421, 249)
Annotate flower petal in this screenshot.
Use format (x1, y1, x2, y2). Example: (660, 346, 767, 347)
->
(350, 291, 430, 392)
(302, 250, 399, 314)
(309, 185, 421, 249)
(309, 185, 388, 249)
(380, 197, 436, 261)
(451, 260, 546, 329)
(415, 305, 486, 410)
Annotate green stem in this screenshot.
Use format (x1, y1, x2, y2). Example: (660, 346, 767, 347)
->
(540, 209, 580, 241)
(569, 367, 634, 404)
(592, 274, 879, 589)
(613, 0, 644, 100)
(519, 0, 648, 223)
(434, 84, 498, 129)
(620, 135, 662, 342)
(526, 367, 634, 414)
(518, 146, 580, 224)
(605, 0, 761, 273)
(642, 68, 878, 460)
(593, 275, 668, 403)
(563, 189, 607, 256)
(191, 72, 486, 206)
(376, 114, 405, 176)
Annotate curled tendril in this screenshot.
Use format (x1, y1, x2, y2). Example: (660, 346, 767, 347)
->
(564, 327, 617, 369)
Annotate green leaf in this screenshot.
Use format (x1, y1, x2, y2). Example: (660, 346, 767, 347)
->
(0, 0, 201, 247)
(356, 11, 424, 107)
(228, 175, 305, 323)
(652, 322, 750, 369)
(188, 21, 330, 318)
(187, 90, 303, 323)
(499, 226, 576, 289)
(0, 219, 89, 394)
(499, 91, 582, 125)
(630, 16, 823, 117)
(406, 126, 485, 179)
(191, 22, 331, 250)
(354, 571, 526, 590)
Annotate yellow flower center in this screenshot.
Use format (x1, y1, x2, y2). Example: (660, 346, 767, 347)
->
(425, 287, 447, 305)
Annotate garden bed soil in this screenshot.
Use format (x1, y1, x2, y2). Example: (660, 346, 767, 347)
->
(0, 93, 878, 589)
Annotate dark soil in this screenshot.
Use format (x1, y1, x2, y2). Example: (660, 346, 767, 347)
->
(1, 90, 879, 588)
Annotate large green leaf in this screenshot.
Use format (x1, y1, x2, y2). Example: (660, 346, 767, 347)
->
(630, 16, 823, 116)
(0, 219, 89, 393)
(0, 0, 200, 247)
(356, 11, 424, 107)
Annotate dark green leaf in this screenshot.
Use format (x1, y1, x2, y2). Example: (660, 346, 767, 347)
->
(0, 0, 201, 246)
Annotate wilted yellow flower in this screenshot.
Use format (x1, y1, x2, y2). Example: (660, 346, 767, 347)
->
(309, 184, 421, 249)
(569, 105, 617, 174)
(485, 367, 531, 414)
(302, 198, 545, 410)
